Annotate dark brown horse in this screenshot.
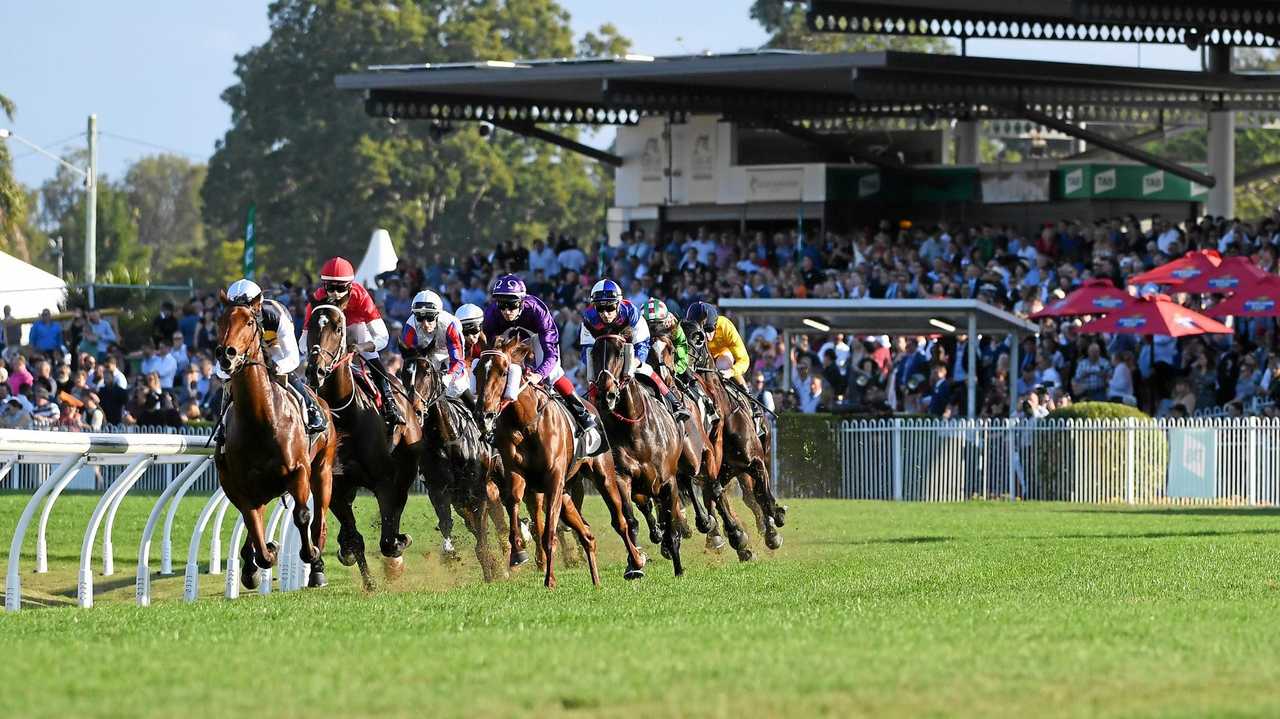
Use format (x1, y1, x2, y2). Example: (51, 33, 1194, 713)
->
(304, 303, 422, 586)
(474, 329, 646, 587)
(590, 334, 703, 575)
(683, 321, 786, 560)
(404, 355, 510, 581)
(214, 292, 336, 589)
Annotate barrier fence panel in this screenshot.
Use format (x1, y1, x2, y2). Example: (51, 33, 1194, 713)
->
(832, 416, 1280, 504)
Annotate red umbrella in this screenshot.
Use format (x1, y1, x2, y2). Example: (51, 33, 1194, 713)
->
(1030, 278, 1131, 319)
(1172, 256, 1270, 295)
(1077, 294, 1232, 336)
(1205, 275, 1280, 318)
(1126, 249, 1222, 287)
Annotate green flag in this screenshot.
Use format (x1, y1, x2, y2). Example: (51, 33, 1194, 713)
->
(242, 204, 256, 280)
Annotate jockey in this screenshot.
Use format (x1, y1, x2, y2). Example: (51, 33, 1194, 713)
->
(580, 280, 689, 421)
(455, 303, 486, 362)
(301, 256, 405, 426)
(684, 301, 750, 388)
(642, 298, 689, 377)
(214, 279, 326, 445)
(481, 274, 597, 434)
(398, 290, 474, 409)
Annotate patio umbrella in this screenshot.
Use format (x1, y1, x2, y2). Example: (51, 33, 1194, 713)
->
(1077, 294, 1232, 336)
(1171, 256, 1270, 295)
(1205, 274, 1280, 318)
(1030, 278, 1131, 319)
(1126, 249, 1222, 287)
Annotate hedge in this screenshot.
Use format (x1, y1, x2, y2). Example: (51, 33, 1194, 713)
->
(774, 412, 843, 498)
(1032, 402, 1168, 501)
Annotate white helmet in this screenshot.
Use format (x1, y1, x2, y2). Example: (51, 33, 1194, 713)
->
(411, 290, 443, 319)
(227, 279, 262, 305)
(456, 303, 484, 332)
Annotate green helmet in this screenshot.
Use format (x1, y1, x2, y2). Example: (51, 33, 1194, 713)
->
(643, 297, 669, 324)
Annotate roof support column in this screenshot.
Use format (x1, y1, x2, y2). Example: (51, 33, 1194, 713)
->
(966, 314, 977, 420)
(956, 120, 979, 165)
(1207, 46, 1235, 219)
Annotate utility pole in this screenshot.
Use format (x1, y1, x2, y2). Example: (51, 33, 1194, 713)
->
(85, 114, 98, 309)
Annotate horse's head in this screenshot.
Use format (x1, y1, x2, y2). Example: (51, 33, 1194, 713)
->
(305, 304, 346, 388)
(589, 334, 631, 411)
(406, 354, 442, 409)
(215, 288, 263, 375)
(473, 328, 533, 436)
(682, 320, 711, 368)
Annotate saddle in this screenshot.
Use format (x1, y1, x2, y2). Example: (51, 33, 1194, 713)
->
(350, 363, 383, 409)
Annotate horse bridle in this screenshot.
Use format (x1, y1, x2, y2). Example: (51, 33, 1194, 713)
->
(218, 308, 269, 378)
(591, 334, 646, 425)
(307, 306, 357, 411)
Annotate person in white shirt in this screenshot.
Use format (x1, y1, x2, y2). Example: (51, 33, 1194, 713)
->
(169, 332, 190, 373)
(96, 356, 128, 392)
(817, 333, 851, 368)
(527, 239, 560, 276)
(556, 242, 587, 273)
(1107, 350, 1135, 402)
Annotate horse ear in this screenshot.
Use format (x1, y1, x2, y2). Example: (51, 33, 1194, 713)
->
(250, 295, 263, 311)
(218, 288, 230, 306)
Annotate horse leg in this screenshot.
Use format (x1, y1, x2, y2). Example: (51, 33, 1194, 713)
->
(289, 473, 318, 565)
(589, 460, 646, 580)
(746, 458, 783, 550)
(559, 495, 600, 587)
(529, 492, 546, 572)
(701, 479, 727, 552)
(329, 479, 373, 590)
(659, 483, 684, 577)
(717, 482, 753, 562)
(464, 499, 494, 582)
(244, 504, 276, 569)
(541, 475, 566, 589)
(484, 480, 511, 575)
(376, 460, 414, 559)
(737, 472, 769, 536)
(308, 458, 333, 588)
(239, 531, 259, 591)
(679, 471, 712, 535)
(635, 494, 663, 546)
(504, 471, 528, 568)
(425, 465, 458, 559)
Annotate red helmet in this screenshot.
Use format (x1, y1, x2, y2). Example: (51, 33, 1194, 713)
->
(320, 257, 356, 282)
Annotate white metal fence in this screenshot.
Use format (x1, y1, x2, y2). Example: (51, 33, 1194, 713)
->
(833, 417, 1280, 504)
(5, 425, 219, 494)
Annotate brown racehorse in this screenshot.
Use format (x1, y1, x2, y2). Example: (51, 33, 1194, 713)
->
(682, 321, 786, 560)
(404, 355, 510, 582)
(589, 334, 701, 576)
(474, 329, 647, 587)
(214, 291, 336, 589)
(304, 304, 422, 586)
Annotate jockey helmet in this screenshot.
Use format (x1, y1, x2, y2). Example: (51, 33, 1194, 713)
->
(456, 303, 484, 334)
(320, 257, 355, 299)
(642, 297, 669, 324)
(411, 290, 443, 320)
(227, 279, 262, 305)
(590, 279, 623, 307)
(490, 274, 527, 306)
(684, 301, 719, 333)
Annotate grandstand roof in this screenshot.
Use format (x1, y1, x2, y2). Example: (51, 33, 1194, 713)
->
(335, 50, 1280, 128)
(718, 298, 1038, 337)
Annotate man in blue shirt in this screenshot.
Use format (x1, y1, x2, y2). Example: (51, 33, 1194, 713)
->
(28, 309, 63, 354)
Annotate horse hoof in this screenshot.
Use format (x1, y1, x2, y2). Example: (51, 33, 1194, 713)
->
(307, 571, 328, 588)
(695, 516, 712, 534)
(624, 567, 645, 580)
(774, 505, 788, 528)
(241, 568, 260, 590)
(660, 544, 671, 560)
(510, 550, 530, 567)
(382, 555, 405, 581)
(730, 529, 749, 550)
(736, 548, 755, 562)
(337, 548, 358, 567)
(648, 530, 663, 545)
(765, 530, 783, 551)
(255, 543, 278, 570)
(706, 534, 726, 552)
(401, 533, 413, 550)
(679, 523, 694, 539)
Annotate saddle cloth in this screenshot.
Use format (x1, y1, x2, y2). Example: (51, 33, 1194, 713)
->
(350, 363, 383, 409)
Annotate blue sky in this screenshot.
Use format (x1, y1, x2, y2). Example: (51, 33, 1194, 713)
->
(1, 2, 1203, 189)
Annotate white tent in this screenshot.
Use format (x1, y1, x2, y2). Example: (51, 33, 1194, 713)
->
(0, 250, 66, 319)
(355, 229, 399, 287)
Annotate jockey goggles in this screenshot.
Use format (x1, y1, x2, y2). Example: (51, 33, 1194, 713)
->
(461, 323, 482, 336)
(595, 300, 619, 313)
(412, 308, 439, 321)
(323, 280, 351, 295)
(496, 298, 522, 311)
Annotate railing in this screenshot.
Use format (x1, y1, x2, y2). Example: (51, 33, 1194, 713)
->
(1, 427, 312, 613)
(5, 425, 220, 494)
(832, 417, 1280, 504)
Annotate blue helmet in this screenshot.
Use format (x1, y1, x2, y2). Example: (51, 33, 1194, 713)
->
(590, 279, 623, 305)
(685, 301, 718, 332)
(490, 274, 527, 301)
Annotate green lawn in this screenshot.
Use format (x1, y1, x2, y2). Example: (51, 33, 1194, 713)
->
(2, 492, 1279, 718)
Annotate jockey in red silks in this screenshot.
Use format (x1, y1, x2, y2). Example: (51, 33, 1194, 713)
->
(301, 256, 405, 426)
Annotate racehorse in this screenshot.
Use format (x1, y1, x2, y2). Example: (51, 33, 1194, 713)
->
(404, 354, 510, 582)
(215, 291, 336, 589)
(590, 334, 701, 575)
(304, 304, 423, 586)
(474, 329, 647, 587)
(682, 321, 786, 560)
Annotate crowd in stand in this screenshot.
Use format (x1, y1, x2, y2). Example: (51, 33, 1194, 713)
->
(3, 213, 1280, 431)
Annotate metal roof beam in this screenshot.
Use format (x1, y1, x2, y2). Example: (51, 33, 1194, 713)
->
(1014, 105, 1215, 188)
(1062, 124, 1197, 161)
(1235, 162, 1280, 187)
(491, 120, 622, 167)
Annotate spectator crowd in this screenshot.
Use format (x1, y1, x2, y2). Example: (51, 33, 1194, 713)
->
(5, 212, 1280, 432)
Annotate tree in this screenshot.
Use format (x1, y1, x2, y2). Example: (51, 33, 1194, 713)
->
(123, 155, 206, 276)
(203, 1, 626, 276)
(750, 0, 952, 53)
(0, 92, 33, 262)
(38, 155, 152, 286)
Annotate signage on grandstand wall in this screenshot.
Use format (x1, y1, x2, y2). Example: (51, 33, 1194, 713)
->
(1058, 163, 1210, 202)
(981, 169, 1051, 203)
(825, 166, 977, 203)
(746, 167, 805, 201)
(858, 172, 881, 198)
(1167, 428, 1216, 499)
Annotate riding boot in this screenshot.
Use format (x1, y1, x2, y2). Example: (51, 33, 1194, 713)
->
(562, 392, 598, 435)
(288, 374, 327, 434)
(663, 387, 691, 422)
(213, 390, 231, 446)
(367, 357, 406, 426)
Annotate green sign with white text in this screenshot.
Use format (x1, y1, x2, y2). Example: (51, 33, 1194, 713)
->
(1058, 163, 1210, 202)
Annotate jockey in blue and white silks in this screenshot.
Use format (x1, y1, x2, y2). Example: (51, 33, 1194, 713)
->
(399, 290, 472, 406)
(579, 279, 689, 421)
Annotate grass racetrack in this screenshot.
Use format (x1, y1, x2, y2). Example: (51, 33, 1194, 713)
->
(2, 492, 1279, 718)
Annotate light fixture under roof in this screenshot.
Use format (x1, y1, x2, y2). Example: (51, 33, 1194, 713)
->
(623, 53, 655, 62)
(929, 318, 957, 333)
(802, 317, 831, 332)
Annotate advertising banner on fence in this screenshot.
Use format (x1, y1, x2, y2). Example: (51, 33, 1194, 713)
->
(1166, 428, 1216, 498)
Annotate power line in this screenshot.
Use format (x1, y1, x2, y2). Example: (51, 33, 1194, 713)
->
(11, 131, 86, 161)
(99, 131, 205, 160)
